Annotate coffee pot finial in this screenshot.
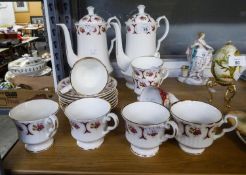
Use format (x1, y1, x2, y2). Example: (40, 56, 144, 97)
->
(137, 5, 145, 14)
(87, 6, 95, 15)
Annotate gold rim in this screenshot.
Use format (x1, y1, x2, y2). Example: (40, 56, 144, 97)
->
(170, 100, 223, 125)
(70, 57, 109, 96)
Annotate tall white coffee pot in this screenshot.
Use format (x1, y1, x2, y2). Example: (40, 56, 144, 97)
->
(57, 6, 119, 73)
(110, 5, 169, 87)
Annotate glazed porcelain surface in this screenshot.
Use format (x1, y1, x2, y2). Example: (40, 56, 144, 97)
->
(8, 54, 47, 76)
(131, 57, 169, 95)
(178, 32, 214, 85)
(211, 42, 246, 85)
(57, 6, 120, 72)
(110, 4, 169, 87)
(65, 98, 119, 150)
(57, 76, 118, 110)
(9, 99, 59, 152)
(138, 86, 179, 108)
(122, 101, 178, 157)
(170, 100, 238, 155)
(125, 5, 169, 58)
(70, 58, 108, 95)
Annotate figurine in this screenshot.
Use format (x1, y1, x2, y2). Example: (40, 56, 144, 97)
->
(178, 32, 214, 85)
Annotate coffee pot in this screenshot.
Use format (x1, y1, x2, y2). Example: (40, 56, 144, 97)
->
(57, 6, 119, 73)
(110, 5, 169, 87)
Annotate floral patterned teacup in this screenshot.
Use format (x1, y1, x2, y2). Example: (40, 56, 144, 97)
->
(170, 100, 238, 155)
(131, 56, 169, 96)
(122, 101, 178, 157)
(9, 99, 59, 153)
(65, 98, 119, 150)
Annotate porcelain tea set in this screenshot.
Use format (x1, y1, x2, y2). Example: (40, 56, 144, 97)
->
(8, 5, 241, 157)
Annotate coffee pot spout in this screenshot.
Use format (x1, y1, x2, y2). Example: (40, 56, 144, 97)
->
(57, 24, 78, 68)
(110, 22, 132, 72)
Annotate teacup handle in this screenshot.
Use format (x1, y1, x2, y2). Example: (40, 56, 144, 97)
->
(45, 115, 58, 138)
(159, 66, 169, 86)
(102, 113, 119, 135)
(210, 114, 238, 140)
(161, 121, 178, 142)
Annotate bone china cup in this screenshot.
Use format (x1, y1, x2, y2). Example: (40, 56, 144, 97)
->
(170, 100, 238, 155)
(65, 98, 119, 150)
(9, 99, 59, 153)
(131, 57, 169, 95)
(122, 102, 178, 157)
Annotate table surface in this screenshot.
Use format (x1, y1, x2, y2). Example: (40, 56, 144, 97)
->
(3, 78, 246, 175)
(22, 26, 44, 30)
(0, 48, 9, 53)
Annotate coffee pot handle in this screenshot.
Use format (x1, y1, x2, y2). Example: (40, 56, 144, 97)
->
(102, 113, 119, 135)
(107, 16, 121, 55)
(161, 121, 178, 142)
(45, 115, 58, 138)
(210, 114, 238, 140)
(155, 16, 169, 55)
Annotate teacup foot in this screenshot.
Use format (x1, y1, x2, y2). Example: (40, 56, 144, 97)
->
(25, 138, 54, 153)
(130, 145, 159, 157)
(179, 144, 205, 155)
(77, 138, 104, 150)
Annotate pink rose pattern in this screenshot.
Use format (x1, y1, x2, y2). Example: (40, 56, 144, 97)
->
(16, 122, 45, 135)
(76, 15, 106, 35)
(126, 124, 159, 140)
(127, 14, 156, 34)
(133, 69, 161, 90)
(179, 123, 214, 139)
(70, 120, 101, 134)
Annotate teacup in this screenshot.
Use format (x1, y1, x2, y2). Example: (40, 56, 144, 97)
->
(65, 98, 119, 150)
(138, 86, 179, 108)
(121, 102, 178, 157)
(170, 100, 238, 155)
(131, 56, 169, 96)
(9, 99, 59, 153)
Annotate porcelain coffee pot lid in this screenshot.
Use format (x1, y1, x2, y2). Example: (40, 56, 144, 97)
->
(125, 5, 156, 31)
(76, 6, 106, 27)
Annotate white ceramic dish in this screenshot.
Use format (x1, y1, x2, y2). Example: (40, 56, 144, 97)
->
(139, 87, 179, 108)
(70, 58, 108, 95)
(5, 66, 52, 82)
(58, 76, 117, 98)
(9, 99, 59, 152)
(8, 55, 47, 76)
(122, 101, 178, 157)
(131, 56, 169, 95)
(170, 100, 238, 155)
(64, 98, 119, 150)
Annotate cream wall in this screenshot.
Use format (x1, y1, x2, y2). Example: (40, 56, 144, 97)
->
(15, 2, 42, 24)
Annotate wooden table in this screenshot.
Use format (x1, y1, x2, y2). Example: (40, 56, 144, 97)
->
(0, 48, 9, 53)
(3, 78, 246, 174)
(21, 26, 44, 37)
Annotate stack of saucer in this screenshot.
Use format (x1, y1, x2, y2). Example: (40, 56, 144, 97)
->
(57, 76, 118, 111)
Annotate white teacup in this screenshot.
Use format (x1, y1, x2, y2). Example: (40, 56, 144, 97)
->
(131, 57, 169, 96)
(122, 102, 178, 157)
(65, 98, 119, 150)
(170, 100, 238, 155)
(9, 99, 59, 153)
